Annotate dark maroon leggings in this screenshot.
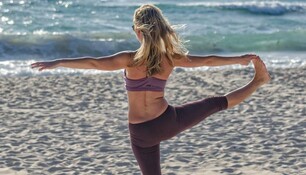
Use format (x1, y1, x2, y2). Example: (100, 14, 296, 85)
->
(129, 96, 228, 175)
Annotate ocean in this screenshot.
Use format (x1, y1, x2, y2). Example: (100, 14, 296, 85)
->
(1, 0, 306, 76)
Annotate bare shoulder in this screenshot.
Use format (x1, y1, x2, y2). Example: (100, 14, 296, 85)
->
(114, 50, 135, 59)
(95, 50, 137, 70)
(108, 50, 136, 65)
(116, 50, 136, 64)
(172, 54, 191, 67)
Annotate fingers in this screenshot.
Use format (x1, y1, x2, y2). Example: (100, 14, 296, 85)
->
(30, 62, 39, 68)
(250, 55, 268, 68)
(31, 62, 44, 68)
(253, 55, 261, 60)
(249, 55, 260, 60)
(252, 57, 267, 68)
(243, 54, 261, 60)
(31, 62, 47, 71)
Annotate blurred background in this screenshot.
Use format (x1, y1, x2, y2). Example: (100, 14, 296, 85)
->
(0, 0, 306, 76)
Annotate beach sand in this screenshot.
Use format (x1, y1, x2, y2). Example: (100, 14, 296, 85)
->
(0, 66, 305, 175)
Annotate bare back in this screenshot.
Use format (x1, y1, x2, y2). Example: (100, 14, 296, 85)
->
(126, 54, 174, 124)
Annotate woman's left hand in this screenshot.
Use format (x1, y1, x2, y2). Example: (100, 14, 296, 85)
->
(31, 60, 59, 71)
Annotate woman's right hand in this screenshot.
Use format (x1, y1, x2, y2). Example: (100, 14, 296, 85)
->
(31, 60, 60, 71)
(239, 54, 260, 66)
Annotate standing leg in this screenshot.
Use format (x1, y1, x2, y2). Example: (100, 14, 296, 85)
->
(131, 143, 161, 175)
(225, 57, 271, 108)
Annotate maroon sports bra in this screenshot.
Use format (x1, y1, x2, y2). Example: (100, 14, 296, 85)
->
(123, 70, 167, 91)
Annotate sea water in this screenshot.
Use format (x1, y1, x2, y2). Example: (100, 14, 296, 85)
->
(0, 0, 306, 76)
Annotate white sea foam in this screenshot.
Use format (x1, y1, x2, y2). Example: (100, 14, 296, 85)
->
(0, 0, 305, 77)
(177, 1, 306, 15)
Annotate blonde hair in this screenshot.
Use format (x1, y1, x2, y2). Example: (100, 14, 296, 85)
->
(130, 4, 188, 76)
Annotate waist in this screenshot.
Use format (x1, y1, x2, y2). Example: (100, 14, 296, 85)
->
(128, 98, 169, 124)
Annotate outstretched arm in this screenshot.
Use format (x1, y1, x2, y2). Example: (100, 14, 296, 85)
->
(174, 54, 258, 67)
(31, 51, 133, 71)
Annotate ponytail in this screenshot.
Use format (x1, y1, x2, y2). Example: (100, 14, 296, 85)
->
(130, 4, 188, 76)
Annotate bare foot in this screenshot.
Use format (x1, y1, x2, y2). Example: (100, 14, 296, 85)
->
(252, 58, 271, 86)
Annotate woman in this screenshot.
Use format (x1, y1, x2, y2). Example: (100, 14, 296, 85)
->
(31, 4, 270, 175)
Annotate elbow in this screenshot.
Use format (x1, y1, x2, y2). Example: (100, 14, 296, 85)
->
(88, 58, 100, 69)
(204, 56, 219, 66)
(204, 59, 213, 66)
(199, 57, 213, 66)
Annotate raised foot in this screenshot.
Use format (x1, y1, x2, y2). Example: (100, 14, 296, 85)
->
(252, 58, 271, 86)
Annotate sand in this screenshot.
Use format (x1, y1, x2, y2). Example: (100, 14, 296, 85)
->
(0, 66, 305, 175)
